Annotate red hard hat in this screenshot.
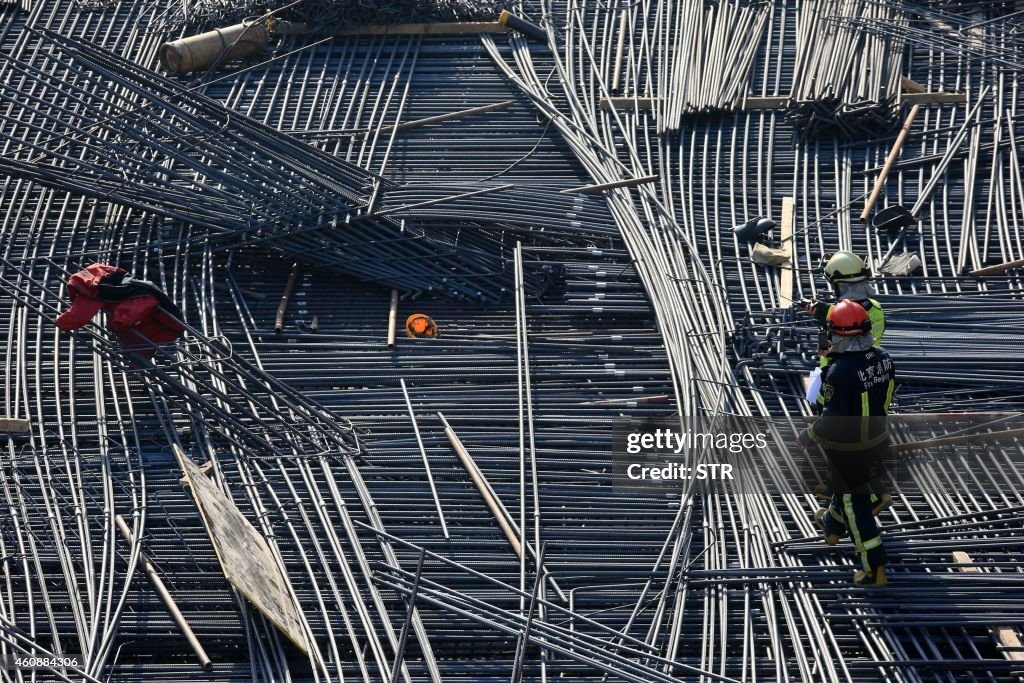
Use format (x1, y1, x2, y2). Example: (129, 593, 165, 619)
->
(827, 300, 871, 336)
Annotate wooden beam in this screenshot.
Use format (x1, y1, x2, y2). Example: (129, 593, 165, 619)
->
(971, 257, 1024, 276)
(439, 413, 521, 556)
(599, 97, 657, 111)
(743, 96, 789, 110)
(0, 418, 30, 433)
(274, 21, 508, 36)
(900, 76, 927, 94)
(953, 551, 1024, 662)
(860, 105, 920, 222)
(902, 91, 968, 105)
(779, 197, 795, 307)
(115, 515, 212, 669)
(561, 175, 659, 195)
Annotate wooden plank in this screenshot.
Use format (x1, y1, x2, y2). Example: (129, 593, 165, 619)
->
(0, 418, 30, 433)
(779, 197, 794, 307)
(953, 551, 1024, 661)
(599, 97, 657, 111)
(743, 96, 789, 110)
(859, 104, 920, 222)
(176, 446, 309, 655)
(971, 257, 1024, 276)
(902, 92, 968, 105)
(561, 175, 659, 195)
(900, 76, 927, 94)
(115, 515, 212, 669)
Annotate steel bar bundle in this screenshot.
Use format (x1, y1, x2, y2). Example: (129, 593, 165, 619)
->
(0, 29, 556, 301)
(831, 1, 1024, 73)
(0, 28, 379, 234)
(789, 0, 907, 136)
(156, 0, 508, 33)
(655, 0, 770, 129)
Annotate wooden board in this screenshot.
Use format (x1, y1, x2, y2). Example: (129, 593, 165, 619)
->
(953, 551, 1024, 661)
(779, 197, 795, 307)
(902, 92, 967, 105)
(599, 97, 657, 111)
(0, 418, 31, 433)
(175, 446, 308, 655)
(743, 96, 789, 110)
(899, 76, 926, 94)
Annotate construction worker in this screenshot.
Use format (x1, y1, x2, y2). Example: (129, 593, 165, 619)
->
(804, 251, 892, 513)
(803, 251, 885, 363)
(797, 300, 896, 588)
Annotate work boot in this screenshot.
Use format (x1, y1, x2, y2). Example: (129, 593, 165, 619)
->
(871, 493, 893, 517)
(853, 565, 888, 588)
(814, 508, 840, 545)
(813, 482, 831, 501)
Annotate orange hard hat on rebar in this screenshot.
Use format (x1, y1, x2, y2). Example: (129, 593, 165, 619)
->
(405, 313, 438, 338)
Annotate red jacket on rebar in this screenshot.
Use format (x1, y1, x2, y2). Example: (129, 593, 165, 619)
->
(56, 263, 184, 359)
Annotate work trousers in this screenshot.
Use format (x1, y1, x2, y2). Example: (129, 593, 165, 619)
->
(823, 493, 888, 572)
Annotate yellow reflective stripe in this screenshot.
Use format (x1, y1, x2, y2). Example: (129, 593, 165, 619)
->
(843, 494, 871, 572)
(860, 392, 870, 443)
(884, 379, 895, 415)
(862, 536, 883, 550)
(868, 299, 885, 343)
(844, 495, 862, 549)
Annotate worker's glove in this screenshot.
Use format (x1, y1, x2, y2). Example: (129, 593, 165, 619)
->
(795, 429, 813, 453)
(803, 300, 832, 326)
(817, 332, 831, 356)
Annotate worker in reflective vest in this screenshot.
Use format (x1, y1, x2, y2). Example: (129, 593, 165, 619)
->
(803, 251, 886, 368)
(798, 300, 896, 588)
(56, 263, 184, 360)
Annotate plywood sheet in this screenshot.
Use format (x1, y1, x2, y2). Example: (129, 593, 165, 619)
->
(175, 446, 308, 655)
